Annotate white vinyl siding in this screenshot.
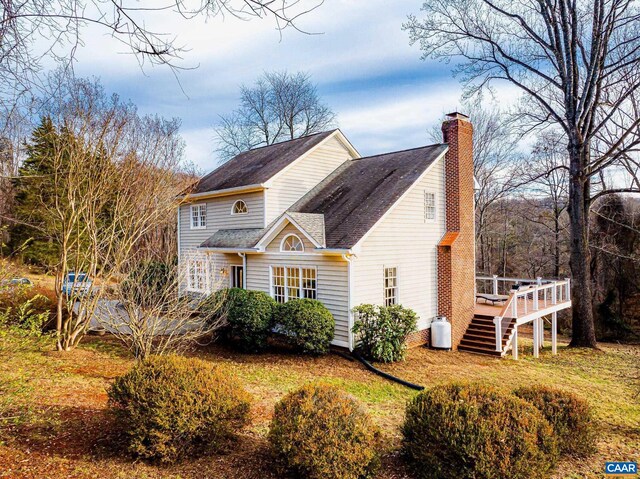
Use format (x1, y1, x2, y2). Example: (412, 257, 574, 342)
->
(265, 135, 355, 223)
(178, 191, 265, 254)
(351, 156, 446, 330)
(247, 253, 349, 347)
(267, 223, 315, 253)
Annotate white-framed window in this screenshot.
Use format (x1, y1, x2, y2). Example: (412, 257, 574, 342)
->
(384, 266, 397, 306)
(187, 259, 208, 293)
(271, 266, 317, 303)
(301, 268, 317, 299)
(272, 266, 286, 303)
(190, 204, 207, 229)
(280, 234, 304, 253)
(424, 191, 436, 222)
(231, 200, 248, 215)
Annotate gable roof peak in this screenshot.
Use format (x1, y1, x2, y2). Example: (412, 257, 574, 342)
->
(190, 130, 342, 195)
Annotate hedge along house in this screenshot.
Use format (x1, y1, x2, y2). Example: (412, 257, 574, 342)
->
(178, 113, 478, 351)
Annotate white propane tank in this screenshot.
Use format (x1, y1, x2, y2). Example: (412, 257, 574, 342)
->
(431, 316, 452, 350)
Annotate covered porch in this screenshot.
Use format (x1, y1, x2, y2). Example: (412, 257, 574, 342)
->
(473, 276, 572, 359)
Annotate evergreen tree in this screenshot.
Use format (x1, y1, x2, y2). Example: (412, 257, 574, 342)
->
(11, 117, 67, 268)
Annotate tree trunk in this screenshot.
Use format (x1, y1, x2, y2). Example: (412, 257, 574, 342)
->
(554, 208, 560, 278)
(567, 143, 598, 348)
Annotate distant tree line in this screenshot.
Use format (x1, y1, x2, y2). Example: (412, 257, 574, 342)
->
(469, 102, 639, 341)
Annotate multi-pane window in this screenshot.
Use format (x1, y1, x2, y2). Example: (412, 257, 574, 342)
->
(232, 200, 248, 215)
(281, 234, 304, 252)
(384, 267, 397, 306)
(188, 259, 207, 292)
(424, 191, 436, 221)
(271, 266, 317, 303)
(272, 266, 286, 303)
(190, 204, 207, 229)
(286, 267, 300, 300)
(302, 268, 317, 299)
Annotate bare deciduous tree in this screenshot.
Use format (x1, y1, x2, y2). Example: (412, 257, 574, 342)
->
(97, 258, 227, 359)
(24, 72, 193, 351)
(405, 0, 640, 347)
(215, 71, 336, 161)
(522, 131, 570, 278)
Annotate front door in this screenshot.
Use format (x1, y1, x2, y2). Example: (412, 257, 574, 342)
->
(231, 265, 244, 289)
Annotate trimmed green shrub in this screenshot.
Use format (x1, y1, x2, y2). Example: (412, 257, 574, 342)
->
(269, 383, 380, 479)
(108, 355, 251, 463)
(514, 385, 596, 457)
(205, 288, 276, 352)
(277, 299, 334, 354)
(402, 383, 559, 479)
(352, 304, 418, 362)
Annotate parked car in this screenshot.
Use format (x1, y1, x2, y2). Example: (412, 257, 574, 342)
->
(62, 272, 92, 297)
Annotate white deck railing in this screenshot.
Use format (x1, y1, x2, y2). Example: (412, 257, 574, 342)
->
(476, 275, 572, 359)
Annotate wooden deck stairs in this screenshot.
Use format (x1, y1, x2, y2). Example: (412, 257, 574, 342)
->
(458, 314, 515, 357)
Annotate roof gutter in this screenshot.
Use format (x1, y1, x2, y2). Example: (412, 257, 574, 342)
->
(200, 247, 260, 253)
(179, 183, 267, 201)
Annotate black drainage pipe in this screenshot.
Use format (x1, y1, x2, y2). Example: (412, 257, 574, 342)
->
(351, 350, 425, 391)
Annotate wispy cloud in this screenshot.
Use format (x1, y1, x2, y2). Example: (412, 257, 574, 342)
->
(64, 0, 521, 169)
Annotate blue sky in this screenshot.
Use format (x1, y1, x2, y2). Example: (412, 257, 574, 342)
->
(69, 0, 516, 170)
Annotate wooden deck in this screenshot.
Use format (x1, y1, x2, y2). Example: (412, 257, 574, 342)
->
(474, 298, 572, 320)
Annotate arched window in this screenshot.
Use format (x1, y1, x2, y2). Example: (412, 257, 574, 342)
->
(231, 200, 248, 215)
(280, 234, 304, 252)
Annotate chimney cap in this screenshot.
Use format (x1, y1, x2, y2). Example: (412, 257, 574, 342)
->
(445, 111, 470, 121)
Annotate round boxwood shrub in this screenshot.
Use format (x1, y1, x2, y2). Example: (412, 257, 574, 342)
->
(205, 288, 277, 352)
(277, 299, 334, 354)
(108, 355, 251, 463)
(402, 383, 559, 479)
(269, 383, 380, 479)
(352, 304, 418, 362)
(514, 385, 596, 457)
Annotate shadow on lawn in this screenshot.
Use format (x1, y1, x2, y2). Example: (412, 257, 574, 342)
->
(2, 403, 285, 478)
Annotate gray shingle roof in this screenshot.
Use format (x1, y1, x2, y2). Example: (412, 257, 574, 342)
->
(288, 144, 448, 249)
(200, 228, 265, 249)
(192, 130, 337, 193)
(198, 143, 447, 251)
(286, 212, 325, 247)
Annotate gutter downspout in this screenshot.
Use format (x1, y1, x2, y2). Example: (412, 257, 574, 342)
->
(238, 253, 247, 289)
(342, 253, 354, 351)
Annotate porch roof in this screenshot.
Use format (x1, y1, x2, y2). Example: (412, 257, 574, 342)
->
(200, 228, 265, 249)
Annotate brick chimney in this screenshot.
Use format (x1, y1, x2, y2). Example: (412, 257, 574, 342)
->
(437, 112, 475, 348)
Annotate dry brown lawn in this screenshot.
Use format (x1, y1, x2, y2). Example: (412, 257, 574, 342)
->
(0, 330, 638, 479)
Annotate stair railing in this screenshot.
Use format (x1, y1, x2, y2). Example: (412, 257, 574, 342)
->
(491, 278, 571, 354)
(492, 292, 517, 352)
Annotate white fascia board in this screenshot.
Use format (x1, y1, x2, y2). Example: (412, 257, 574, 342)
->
(350, 147, 449, 251)
(198, 247, 260, 253)
(179, 183, 267, 201)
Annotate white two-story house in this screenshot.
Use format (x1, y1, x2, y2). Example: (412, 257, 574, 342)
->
(178, 113, 476, 351)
